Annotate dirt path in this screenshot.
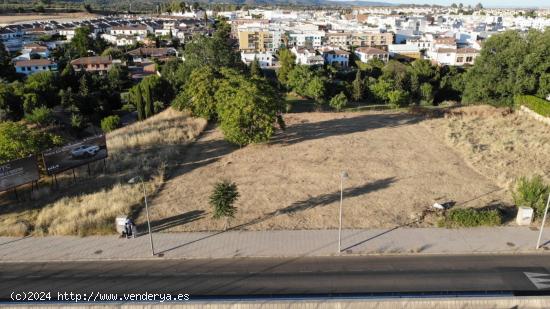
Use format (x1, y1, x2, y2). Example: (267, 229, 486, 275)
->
(143, 111, 510, 232)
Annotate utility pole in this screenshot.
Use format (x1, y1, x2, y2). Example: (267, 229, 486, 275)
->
(536, 193, 550, 250)
(338, 171, 349, 254)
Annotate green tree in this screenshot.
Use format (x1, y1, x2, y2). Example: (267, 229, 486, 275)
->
(352, 70, 364, 101)
(71, 113, 85, 131)
(462, 30, 550, 105)
(330, 92, 348, 111)
(23, 71, 59, 111)
(277, 48, 296, 87)
(130, 85, 145, 121)
(173, 66, 218, 120)
(387, 89, 409, 108)
(209, 180, 239, 220)
(249, 57, 263, 78)
(0, 41, 16, 81)
(101, 115, 121, 133)
(70, 26, 93, 57)
(142, 81, 154, 119)
(0, 82, 24, 121)
(215, 69, 283, 146)
(420, 82, 434, 105)
(0, 122, 61, 163)
(108, 64, 131, 92)
(306, 76, 326, 107)
(25, 107, 53, 126)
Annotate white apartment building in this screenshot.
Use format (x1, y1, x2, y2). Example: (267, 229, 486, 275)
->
(240, 51, 273, 68)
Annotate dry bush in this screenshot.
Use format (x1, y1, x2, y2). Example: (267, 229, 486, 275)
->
(29, 108, 207, 236)
(0, 217, 32, 237)
(426, 105, 550, 188)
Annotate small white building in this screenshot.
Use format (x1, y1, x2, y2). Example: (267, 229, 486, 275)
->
(241, 51, 273, 68)
(14, 59, 57, 75)
(321, 48, 350, 67)
(110, 25, 151, 36)
(354, 47, 389, 63)
(291, 47, 324, 66)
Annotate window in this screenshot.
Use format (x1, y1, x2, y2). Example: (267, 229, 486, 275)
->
(466, 56, 473, 62)
(456, 57, 464, 63)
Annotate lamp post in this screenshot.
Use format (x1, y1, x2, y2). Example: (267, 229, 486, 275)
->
(536, 193, 550, 250)
(128, 176, 155, 256)
(338, 171, 349, 254)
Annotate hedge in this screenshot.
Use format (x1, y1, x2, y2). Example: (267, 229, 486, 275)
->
(514, 95, 550, 117)
(439, 208, 502, 228)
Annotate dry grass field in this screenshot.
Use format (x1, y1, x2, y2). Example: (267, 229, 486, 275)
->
(0, 12, 98, 25)
(142, 108, 515, 232)
(0, 109, 206, 236)
(424, 105, 550, 188)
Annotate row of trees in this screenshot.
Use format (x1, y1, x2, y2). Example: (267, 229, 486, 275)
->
(277, 47, 463, 110)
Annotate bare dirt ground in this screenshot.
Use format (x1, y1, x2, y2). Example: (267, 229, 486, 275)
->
(144, 110, 511, 232)
(0, 13, 98, 25)
(424, 105, 550, 188)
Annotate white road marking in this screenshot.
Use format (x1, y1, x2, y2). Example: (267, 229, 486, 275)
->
(524, 272, 550, 290)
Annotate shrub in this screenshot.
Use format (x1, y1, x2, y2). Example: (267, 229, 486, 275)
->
(100, 115, 121, 133)
(70, 113, 85, 131)
(514, 95, 550, 117)
(513, 175, 550, 218)
(439, 208, 502, 228)
(0, 122, 62, 163)
(329, 92, 348, 111)
(25, 107, 53, 126)
(209, 180, 239, 219)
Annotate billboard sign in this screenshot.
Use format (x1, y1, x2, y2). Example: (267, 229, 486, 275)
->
(0, 156, 40, 192)
(43, 134, 108, 175)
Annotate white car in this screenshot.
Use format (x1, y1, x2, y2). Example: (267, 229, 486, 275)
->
(71, 145, 100, 159)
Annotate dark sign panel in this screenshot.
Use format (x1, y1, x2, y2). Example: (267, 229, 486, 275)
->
(43, 135, 108, 175)
(0, 156, 39, 192)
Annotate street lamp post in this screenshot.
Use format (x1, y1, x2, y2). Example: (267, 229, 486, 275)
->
(536, 193, 550, 250)
(129, 176, 155, 256)
(338, 171, 349, 254)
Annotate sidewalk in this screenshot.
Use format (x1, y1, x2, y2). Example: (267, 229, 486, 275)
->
(1, 227, 550, 262)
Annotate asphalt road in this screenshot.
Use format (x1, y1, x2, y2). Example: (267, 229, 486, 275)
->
(2, 254, 550, 301)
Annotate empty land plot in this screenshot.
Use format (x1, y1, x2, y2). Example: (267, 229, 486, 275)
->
(0, 13, 98, 25)
(0, 108, 206, 236)
(144, 110, 510, 232)
(424, 105, 550, 188)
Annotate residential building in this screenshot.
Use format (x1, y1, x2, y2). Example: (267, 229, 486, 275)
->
(71, 56, 116, 73)
(14, 59, 57, 75)
(428, 47, 479, 66)
(127, 47, 177, 63)
(240, 51, 273, 68)
(388, 44, 422, 60)
(325, 32, 351, 48)
(354, 47, 389, 63)
(351, 31, 393, 47)
(110, 25, 151, 36)
(321, 48, 350, 67)
(291, 47, 324, 66)
(238, 27, 275, 52)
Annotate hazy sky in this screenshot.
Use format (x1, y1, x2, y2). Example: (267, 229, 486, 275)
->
(339, 0, 549, 8)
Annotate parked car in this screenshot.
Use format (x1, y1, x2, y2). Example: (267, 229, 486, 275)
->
(71, 145, 100, 159)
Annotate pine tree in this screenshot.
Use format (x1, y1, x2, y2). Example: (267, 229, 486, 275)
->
(352, 70, 364, 102)
(132, 85, 145, 121)
(249, 57, 262, 78)
(142, 82, 154, 118)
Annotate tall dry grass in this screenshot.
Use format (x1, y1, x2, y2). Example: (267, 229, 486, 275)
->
(426, 105, 550, 187)
(28, 108, 207, 236)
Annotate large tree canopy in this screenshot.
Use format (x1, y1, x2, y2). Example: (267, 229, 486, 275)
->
(462, 29, 550, 105)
